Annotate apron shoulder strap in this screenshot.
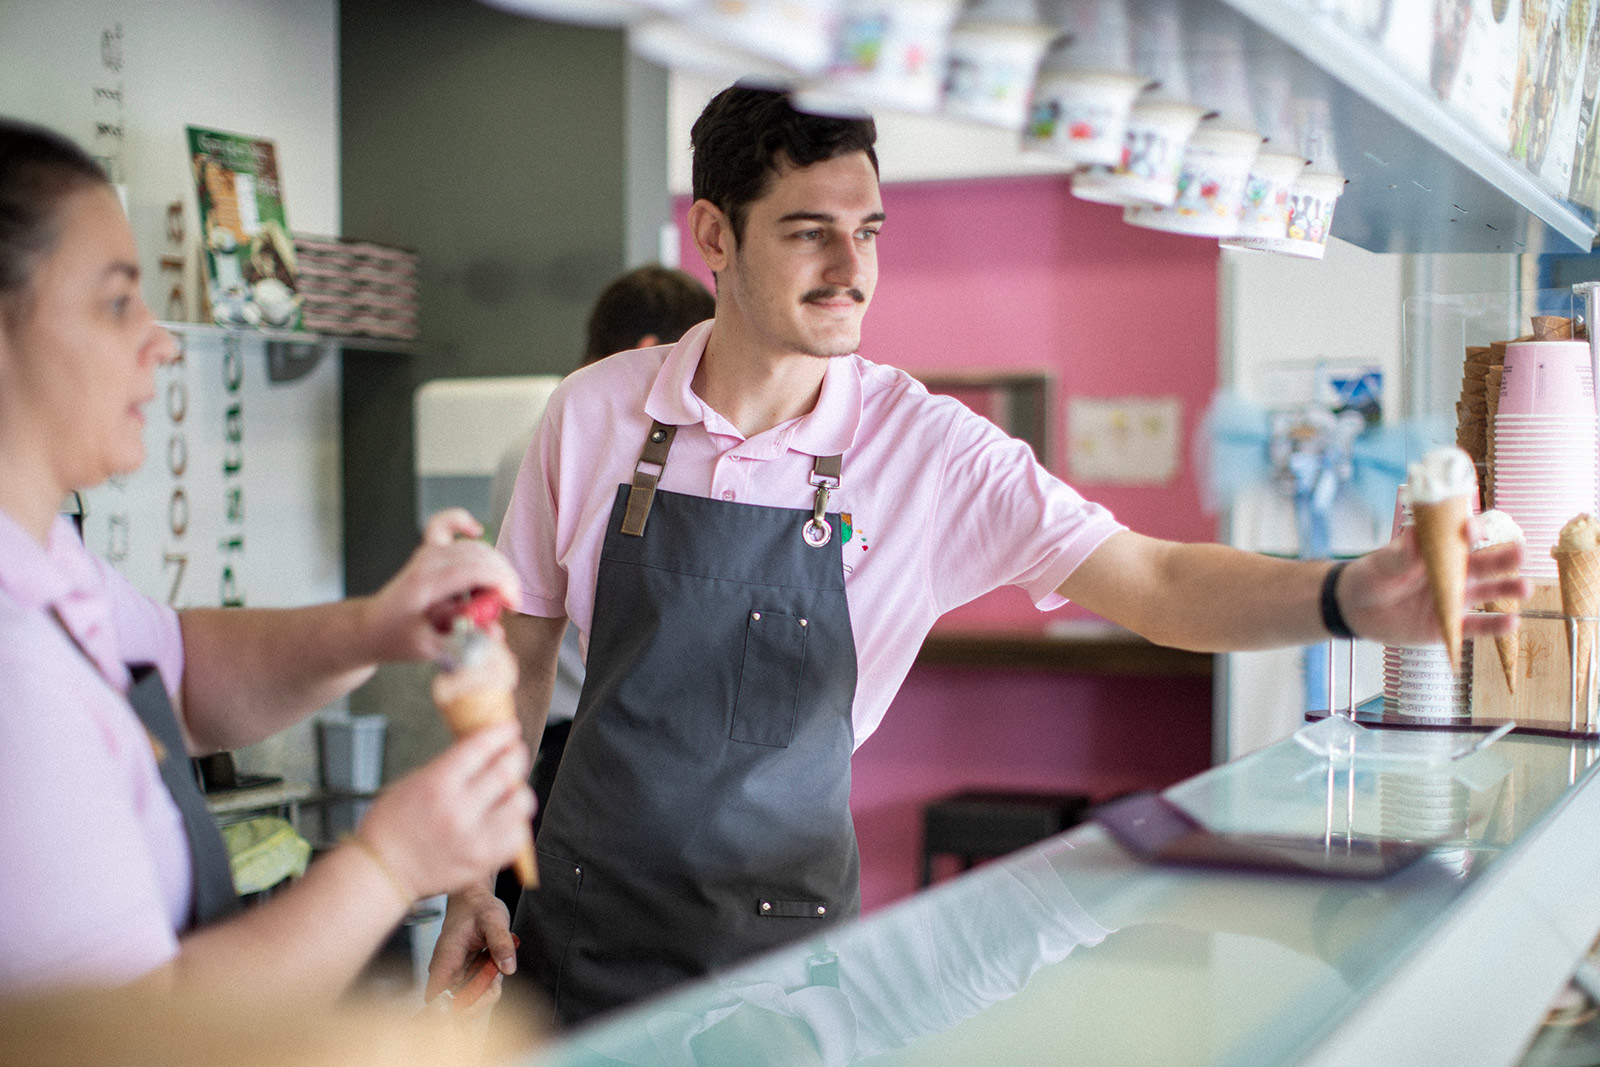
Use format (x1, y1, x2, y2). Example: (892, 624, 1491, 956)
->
(621, 421, 677, 537)
(125, 665, 242, 927)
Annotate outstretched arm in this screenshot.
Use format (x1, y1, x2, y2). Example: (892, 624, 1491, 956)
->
(176, 509, 520, 754)
(1059, 526, 1528, 652)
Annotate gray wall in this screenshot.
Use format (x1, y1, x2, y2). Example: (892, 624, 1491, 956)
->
(339, 0, 668, 770)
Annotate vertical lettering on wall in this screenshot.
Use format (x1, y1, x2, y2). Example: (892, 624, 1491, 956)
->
(219, 334, 245, 607)
(163, 333, 188, 606)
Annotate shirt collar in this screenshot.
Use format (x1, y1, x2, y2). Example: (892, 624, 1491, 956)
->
(643, 319, 863, 458)
(0, 510, 79, 613)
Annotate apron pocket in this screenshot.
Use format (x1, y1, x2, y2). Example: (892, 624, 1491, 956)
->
(731, 610, 808, 747)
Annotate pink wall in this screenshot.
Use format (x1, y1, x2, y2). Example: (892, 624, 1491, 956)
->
(676, 175, 1220, 909)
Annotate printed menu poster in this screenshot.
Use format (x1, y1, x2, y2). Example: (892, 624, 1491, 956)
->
(186, 126, 303, 330)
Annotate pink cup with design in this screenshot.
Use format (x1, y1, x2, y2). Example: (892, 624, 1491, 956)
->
(1497, 341, 1596, 417)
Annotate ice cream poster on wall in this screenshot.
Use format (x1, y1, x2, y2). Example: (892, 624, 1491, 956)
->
(1068, 396, 1182, 485)
(186, 126, 303, 330)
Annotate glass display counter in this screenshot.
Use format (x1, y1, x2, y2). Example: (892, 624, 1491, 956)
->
(522, 720, 1600, 1067)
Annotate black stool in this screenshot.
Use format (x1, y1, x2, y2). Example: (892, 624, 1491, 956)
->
(921, 790, 1092, 886)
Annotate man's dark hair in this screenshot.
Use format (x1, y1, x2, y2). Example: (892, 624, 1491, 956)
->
(0, 117, 109, 307)
(689, 85, 877, 245)
(582, 264, 715, 365)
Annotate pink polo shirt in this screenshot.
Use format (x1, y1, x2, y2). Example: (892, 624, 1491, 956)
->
(498, 320, 1124, 746)
(0, 510, 191, 993)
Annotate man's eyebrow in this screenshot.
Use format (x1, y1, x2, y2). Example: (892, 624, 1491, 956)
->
(776, 210, 887, 225)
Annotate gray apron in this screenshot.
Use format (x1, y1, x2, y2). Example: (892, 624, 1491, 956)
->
(513, 422, 860, 1024)
(126, 663, 241, 927)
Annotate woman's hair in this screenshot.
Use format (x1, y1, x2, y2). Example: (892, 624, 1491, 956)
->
(0, 117, 109, 306)
(689, 85, 877, 244)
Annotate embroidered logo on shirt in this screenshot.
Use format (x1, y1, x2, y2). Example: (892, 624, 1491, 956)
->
(842, 514, 867, 552)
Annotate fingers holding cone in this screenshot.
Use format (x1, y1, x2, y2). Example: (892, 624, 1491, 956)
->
(1405, 447, 1479, 671)
(432, 589, 539, 889)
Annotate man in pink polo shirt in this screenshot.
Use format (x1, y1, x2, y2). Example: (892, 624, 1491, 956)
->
(431, 85, 1527, 1025)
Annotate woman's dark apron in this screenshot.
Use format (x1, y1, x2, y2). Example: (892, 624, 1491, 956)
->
(513, 422, 860, 1024)
(126, 663, 241, 927)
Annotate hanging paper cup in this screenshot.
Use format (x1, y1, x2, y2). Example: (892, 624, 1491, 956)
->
(628, 16, 799, 84)
(684, 0, 844, 78)
(1224, 150, 1308, 241)
(1222, 170, 1345, 258)
(1123, 122, 1262, 237)
(941, 18, 1061, 129)
(1071, 97, 1204, 206)
(1022, 68, 1146, 167)
(793, 0, 962, 116)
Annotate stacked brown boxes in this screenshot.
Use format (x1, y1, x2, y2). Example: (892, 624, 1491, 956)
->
(292, 234, 419, 341)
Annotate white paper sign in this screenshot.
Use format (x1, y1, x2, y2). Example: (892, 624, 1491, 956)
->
(1067, 395, 1183, 485)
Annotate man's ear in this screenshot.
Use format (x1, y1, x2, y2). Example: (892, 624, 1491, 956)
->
(687, 199, 734, 275)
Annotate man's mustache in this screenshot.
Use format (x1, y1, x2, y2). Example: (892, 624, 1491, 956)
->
(801, 286, 866, 305)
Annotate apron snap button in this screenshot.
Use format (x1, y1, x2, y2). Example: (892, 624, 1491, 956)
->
(799, 619, 808, 627)
(751, 611, 761, 621)
(816, 905, 826, 916)
(760, 901, 772, 912)
(650, 429, 666, 443)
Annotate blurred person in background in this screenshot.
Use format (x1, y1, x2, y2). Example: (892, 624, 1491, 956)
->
(0, 116, 534, 1004)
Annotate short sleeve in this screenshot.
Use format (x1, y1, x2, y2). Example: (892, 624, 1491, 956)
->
(497, 390, 569, 619)
(925, 408, 1123, 614)
(0, 618, 182, 992)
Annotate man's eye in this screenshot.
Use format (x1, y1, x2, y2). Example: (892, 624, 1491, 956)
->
(857, 228, 880, 242)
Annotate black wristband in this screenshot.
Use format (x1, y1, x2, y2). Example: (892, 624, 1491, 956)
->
(1320, 560, 1356, 640)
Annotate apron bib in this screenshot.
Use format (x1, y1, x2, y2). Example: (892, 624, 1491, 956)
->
(513, 424, 859, 1024)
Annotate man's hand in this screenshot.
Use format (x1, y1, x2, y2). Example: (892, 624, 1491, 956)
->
(1339, 519, 1531, 646)
(426, 881, 519, 1005)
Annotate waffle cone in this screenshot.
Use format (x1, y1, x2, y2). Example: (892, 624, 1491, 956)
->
(1484, 596, 1521, 692)
(1554, 548, 1600, 722)
(439, 686, 539, 889)
(1411, 496, 1471, 670)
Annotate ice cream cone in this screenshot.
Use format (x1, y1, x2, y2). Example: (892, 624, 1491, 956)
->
(1553, 547, 1600, 723)
(434, 637, 539, 889)
(1483, 596, 1521, 692)
(1412, 495, 1471, 670)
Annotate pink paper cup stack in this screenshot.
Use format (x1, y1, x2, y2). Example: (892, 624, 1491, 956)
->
(1493, 340, 1599, 582)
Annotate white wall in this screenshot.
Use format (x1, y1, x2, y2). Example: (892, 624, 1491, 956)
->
(2, 0, 343, 786)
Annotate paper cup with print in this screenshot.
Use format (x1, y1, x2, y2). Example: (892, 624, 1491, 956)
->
(1123, 123, 1262, 237)
(1071, 97, 1204, 206)
(795, 0, 962, 115)
(1222, 170, 1345, 258)
(1498, 340, 1597, 418)
(942, 18, 1061, 129)
(1022, 68, 1145, 167)
(1228, 149, 1307, 240)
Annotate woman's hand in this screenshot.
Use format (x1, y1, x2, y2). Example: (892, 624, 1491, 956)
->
(353, 721, 533, 902)
(355, 509, 521, 665)
(1339, 519, 1531, 646)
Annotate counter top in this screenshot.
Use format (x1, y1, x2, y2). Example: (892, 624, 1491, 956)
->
(525, 720, 1600, 1067)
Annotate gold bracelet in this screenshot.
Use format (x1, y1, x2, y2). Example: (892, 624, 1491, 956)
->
(343, 833, 415, 909)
